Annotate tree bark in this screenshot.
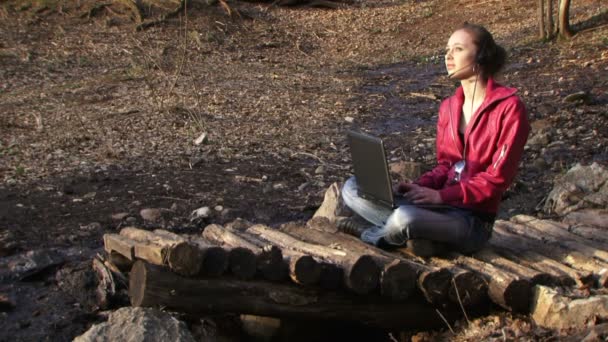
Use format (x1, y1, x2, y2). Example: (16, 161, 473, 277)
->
(452, 254, 532, 313)
(538, 0, 546, 39)
(203, 224, 323, 285)
(474, 248, 559, 286)
(492, 223, 605, 286)
(129, 261, 461, 330)
(247, 224, 380, 295)
(546, 0, 555, 37)
(428, 257, 489, 309)
(499, 220, 608, 267)
(558, 0, 573, 38)
(280, 223, 420, 301)
(511, 215, 608, 260)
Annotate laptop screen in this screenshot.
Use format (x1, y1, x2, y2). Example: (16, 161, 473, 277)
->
(347, 131, 394, 209)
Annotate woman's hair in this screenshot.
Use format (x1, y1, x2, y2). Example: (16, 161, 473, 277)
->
(459, 22, 507, 79)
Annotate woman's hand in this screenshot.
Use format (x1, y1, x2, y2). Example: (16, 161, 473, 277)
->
(400, 183, 443, 204)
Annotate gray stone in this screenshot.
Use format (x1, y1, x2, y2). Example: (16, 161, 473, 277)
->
(111, 213, 129, 221)
(73, 307, 195, 342)
(1, 249, 66, 283)
(190, 206, 211, 221)
(140, 208, 162, 222)
(544, 163, 608, 215)
(531, 285, 608, 330)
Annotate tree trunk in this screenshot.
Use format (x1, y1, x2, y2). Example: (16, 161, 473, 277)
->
(246, 224, 380, 295)
(546, 0, 555, 37)
(129, 261, 461, 330)
(538, 0, 546, 39)
(558, 0, 573, 38)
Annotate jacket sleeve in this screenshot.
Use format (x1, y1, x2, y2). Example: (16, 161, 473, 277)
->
(415, 100, 452, 189)
(439, 98, 530, 205)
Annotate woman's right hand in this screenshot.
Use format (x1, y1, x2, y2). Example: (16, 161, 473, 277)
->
(393, 181, 410, 196)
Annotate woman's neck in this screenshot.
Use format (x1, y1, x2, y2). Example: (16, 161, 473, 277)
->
(460, 75, 487, 102)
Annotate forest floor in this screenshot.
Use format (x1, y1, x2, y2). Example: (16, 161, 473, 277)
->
(0, 0, 607, 340)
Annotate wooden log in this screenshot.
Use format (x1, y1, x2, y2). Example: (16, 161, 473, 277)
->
(247, 224, 380, 295)
(473, 248, 559, 286)
(280, 223, 419, 300)
(564, 225, 608, 245)
(93, 254, 116, 309)
(563, 209, 608, 229)
(203, 224, 317, 284)
(452, 254, 532, 313)
(103, 234, 135, 261)
(129, 261, 461, 330)
(511, 215, 608, 261)
(119, 227, 172, 265)
(153, 230, 229, 277)
(488, 244, 580, 287)
(494, 222, 608, 280)
(428, 257, 488, 308)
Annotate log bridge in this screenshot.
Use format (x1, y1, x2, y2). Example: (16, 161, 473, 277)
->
(102, 214, 608, 330)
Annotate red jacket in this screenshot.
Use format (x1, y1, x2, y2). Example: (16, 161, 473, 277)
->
(415, 78, 530, 214)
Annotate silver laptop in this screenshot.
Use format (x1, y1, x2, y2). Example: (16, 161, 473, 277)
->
(347, 130, 395, 209)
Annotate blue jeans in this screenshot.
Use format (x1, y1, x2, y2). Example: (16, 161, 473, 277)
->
(341, 177, 493, 254)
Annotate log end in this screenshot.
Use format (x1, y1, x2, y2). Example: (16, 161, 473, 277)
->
(347, 255, 380, 295)
(229, 247, 257, 279)
(289, 255, 321, 286)
(448, 271, 488, 308)
(493, 278, 532, 313)
(257, 246, 287, 282)
(167, 242, 203, 277)
(417, 268, 452, 305)
(202, 246, 229, 277)
(319, 263, 343, 290)
(380, 262, 417, 301)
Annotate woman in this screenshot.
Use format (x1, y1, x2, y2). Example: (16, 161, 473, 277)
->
(339, 23, 530, 255)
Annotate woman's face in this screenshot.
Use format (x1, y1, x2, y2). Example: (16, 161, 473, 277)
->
(445, 29, 478, 79)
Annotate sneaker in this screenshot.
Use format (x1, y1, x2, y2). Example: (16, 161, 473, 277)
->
(406, 239, 446, 257)
(335, 216, 368, 238)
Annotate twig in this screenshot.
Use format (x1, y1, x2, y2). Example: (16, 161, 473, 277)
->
(289, 151, 343, 169)
(452, 277, 470, 325)
(435, 308, 455, 334)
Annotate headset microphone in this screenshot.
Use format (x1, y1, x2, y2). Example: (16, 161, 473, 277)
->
(447, 62, 475, 78)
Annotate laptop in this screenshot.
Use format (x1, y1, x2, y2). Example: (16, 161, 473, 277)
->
(346, 130, 448, 211)
(347, 130, 396, 209)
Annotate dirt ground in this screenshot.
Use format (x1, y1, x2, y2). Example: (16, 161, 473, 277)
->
(0, 0, 607, 340)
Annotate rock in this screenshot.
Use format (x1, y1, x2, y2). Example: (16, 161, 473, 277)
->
(0, 292, 16, 311)
(225, 218, 252, 231)
(272, 182, 287, 190)
(344, 116, 354, 123)
(81, 222, 102, 232)
(544, 163, 608, 215)
(531, 285, 608, 330)
(190, 207, 211, 221)
(125, 217, 137, 225)
(214, 205, 223, 212)
(140, 208, 162, 222)
(314, 165, 326, 175)
(0, 249, 66, 283)
(0, 230, 19, 257)
(312, 183, 351, 222)
(73, 307, 195, 342)
(111, 213, 129, 221)
(193, 132, 208, 145)
(389, 161, 422, 181)
(563, 91, 591, 104)
(527, 131, 551, 148)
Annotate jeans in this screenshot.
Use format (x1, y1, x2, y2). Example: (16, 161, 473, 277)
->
(341, 177, 493, 254)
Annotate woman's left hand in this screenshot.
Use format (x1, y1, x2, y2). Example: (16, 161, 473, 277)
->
(402, 183, 443, 204)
